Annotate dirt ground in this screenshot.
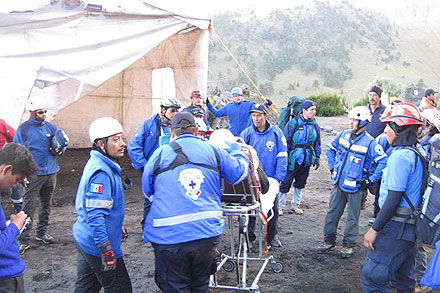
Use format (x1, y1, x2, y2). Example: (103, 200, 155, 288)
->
(2, 115, 437, 292)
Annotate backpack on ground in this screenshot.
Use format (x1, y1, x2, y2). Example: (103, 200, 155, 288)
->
(401, 139, 440, 247)
(277, 95, 304, 131)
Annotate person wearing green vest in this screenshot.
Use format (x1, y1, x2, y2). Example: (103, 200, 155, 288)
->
(278, 100, 321, 215)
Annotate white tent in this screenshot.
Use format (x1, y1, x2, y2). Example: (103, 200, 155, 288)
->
(0, 0, 211, 147)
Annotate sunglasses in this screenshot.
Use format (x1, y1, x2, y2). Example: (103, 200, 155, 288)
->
(35, 110, 47, 115)
(168, 108, 178, 113)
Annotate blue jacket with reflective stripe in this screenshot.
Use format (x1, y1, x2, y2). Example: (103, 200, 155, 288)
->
(13, 118, 60, 176)
(72, 151, 124, 258)
(127, 114, 167, 170)
(283, 115, 321, 168)
(240, 122, 288, 182)
(326, 130, 387, 193)
(207, 101, 255, 136)
(142, 134, 249, 245)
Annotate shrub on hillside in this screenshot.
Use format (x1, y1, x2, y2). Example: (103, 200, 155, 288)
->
(354, 97, 369, 107)
(309, 93, 346, 117)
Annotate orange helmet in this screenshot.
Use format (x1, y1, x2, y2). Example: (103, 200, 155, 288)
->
(380, 102, 423, 126)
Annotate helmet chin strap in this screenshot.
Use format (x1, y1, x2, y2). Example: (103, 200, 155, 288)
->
(93, 138, 119, 161)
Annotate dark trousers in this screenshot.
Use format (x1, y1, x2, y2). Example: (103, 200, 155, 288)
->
(361, 221, 417, 292)
(18, 174, 56, 244)
(0, 276, 24, 293)
(74, 242, 132, 293)
(248, 194, 279, 243)
(152, 236, 220, 293)
(280, 163, 310, 193)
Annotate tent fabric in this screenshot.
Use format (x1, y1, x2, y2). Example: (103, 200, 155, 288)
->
(0, 1, 211, 147)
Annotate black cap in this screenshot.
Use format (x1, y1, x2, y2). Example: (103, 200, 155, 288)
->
(249, 103, 268, 114)
(171, 112, 196, 129)
(425, 89, 438, 96)
(369, 86, 383, 97)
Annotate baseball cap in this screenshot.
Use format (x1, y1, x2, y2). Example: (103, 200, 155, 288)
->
(249, 103, 268, 114)
(171, 112, 196, 129)
(425, 89, 438, 96)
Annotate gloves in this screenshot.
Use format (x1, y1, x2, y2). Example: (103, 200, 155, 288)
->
(206, 97, 210, 105)
(266, 99, 273, 106)
(357, 179, 374, 190)
(313, 158, 320, 170)
(98, 240, 117, 271)
(122, 225, 128, 242)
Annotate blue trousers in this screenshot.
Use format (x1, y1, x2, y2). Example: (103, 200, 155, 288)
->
(323, 186, 366, 248)
(152, 236, 220, 293)
(361, 221, 417, 292)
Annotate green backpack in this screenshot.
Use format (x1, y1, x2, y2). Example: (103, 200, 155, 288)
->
(278, 95, 304, 131)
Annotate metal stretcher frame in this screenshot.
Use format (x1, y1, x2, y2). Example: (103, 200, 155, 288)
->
(209, 147, 283, 292)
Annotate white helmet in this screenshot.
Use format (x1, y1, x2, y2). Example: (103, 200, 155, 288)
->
(421, 108, 440, 132)
(89, 117, 123, 143)
(194, 118, 207, 132)
(208, 129, 236, 148)
(27, 97, 48, 111)
(348, 106, 371, 124)
(160, 97, 181, 108)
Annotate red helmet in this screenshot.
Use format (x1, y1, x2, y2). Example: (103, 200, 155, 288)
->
(380, 102, 423, 126)
(191, 90, 201, 98)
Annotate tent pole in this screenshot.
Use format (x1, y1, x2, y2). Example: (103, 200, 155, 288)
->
(120, 70, 124, 126)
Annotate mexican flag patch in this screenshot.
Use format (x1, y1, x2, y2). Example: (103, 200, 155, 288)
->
(90, 183, 103, 193)
(351, 157, 361, 164)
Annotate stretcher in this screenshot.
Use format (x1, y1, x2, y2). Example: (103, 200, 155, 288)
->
(209, 146, 283, 292)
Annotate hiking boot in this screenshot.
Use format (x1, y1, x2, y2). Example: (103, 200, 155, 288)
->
(291, 205, 304, 215)
(317, 242, 336, 254)
(19, 243, 30, 255)
(415, 285, 433, 293)
(36, 233, 54, 244)
(270, 238, 282, 248)
(340, 247, 353, 258)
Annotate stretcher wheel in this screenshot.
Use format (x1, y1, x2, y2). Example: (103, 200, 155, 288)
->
(223, 260, 235, 272)
(271, 262, 283, 273)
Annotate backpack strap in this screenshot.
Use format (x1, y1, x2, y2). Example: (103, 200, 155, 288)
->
(153, 140, 220, 178)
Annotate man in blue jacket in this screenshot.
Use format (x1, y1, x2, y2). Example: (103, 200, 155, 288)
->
(206, 87, 257, 136)
(0, 143, 37, 293)
(278, 100, 321, 215)
(240, 103, 288, 247)
(14, 98, 66, 253)
(142, 112, 249, 292)
(365, 85, 386, 139)
(361, 103, 425, 292)
(73, 117, 132, 292)
(128, 97, 181, 171)
(318, 106, 388, 258)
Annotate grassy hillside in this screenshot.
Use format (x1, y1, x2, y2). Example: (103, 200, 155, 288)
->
(208, 1, 440, 106)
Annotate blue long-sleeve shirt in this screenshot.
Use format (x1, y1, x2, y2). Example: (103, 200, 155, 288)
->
(207, 101, 255, 136)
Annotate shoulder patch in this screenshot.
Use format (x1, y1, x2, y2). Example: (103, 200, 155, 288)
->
(90, 183, 103, 193)
(374, 144, 385, 156)
(281, 136, 287, 147)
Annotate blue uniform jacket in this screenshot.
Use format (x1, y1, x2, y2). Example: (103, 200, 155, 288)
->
(207, 101, 255, 136)
(14, 118, 61, 176)
(0, 203, 24, 280)
(326, 130, 387, 193)
(72, 151, 125, 258)
(379, 147, 424, 210)
(127, 114, 168, 170)
(142, 134, 249, 245)
(283, 115, 321, 169)
(240, 123, 288, 182)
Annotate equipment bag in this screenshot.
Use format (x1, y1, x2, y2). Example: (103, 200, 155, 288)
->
(401, 141, 440, 247)
(49, 129, 69, 156)
(277, 95, 304, 131)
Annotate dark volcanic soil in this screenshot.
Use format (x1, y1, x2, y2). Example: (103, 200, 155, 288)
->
(2, 116, 437, 292)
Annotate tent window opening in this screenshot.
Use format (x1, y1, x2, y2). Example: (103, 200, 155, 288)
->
(152, 67, 176, 112)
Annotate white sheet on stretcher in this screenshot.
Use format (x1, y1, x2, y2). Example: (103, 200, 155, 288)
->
(260, 177, 279, 216)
